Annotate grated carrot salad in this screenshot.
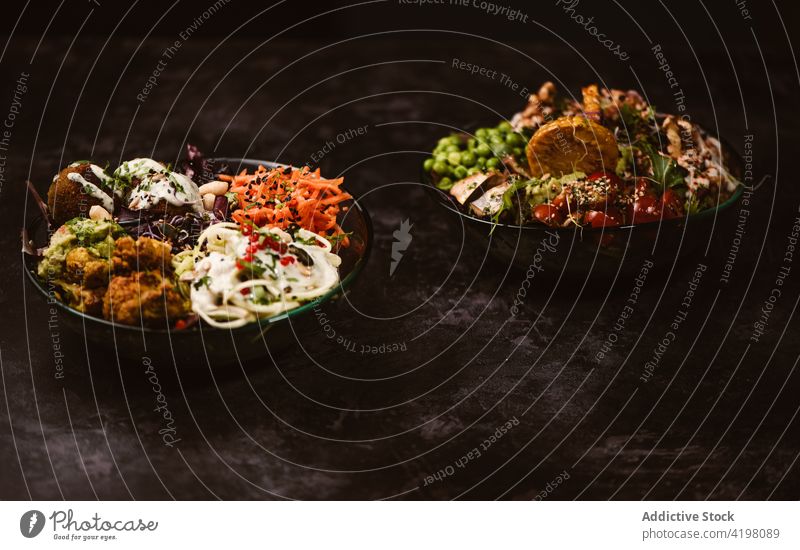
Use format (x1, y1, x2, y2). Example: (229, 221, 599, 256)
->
(219, 165, 352, 246)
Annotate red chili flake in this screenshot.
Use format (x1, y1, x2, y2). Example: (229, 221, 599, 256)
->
(174, 319, 187, 330)
(236, 260, 245, 270)
(240, 287, 251, 295)
(280, 256, 295, 266)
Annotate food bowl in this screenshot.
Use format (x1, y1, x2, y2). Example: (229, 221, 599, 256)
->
(23, 159, 372, 367)
(422, 137, 744, 279)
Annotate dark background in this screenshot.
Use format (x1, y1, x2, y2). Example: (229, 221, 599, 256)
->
(1, 0, 799, 499)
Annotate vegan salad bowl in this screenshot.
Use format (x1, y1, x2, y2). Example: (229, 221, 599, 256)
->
(421, 82, 745, 277)
(22, 150, 372, 366)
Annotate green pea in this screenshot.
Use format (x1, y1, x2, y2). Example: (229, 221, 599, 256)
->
(497, 121, 512, 132)
(467, 167, 481, 175)
(444, 144, 458, 154)
(460, 151, 476, 166)
(423, 158, 434, 172)
(475, 142, 492, 157)
(437, 177, 453, 190)
(453, 165, 468, 180)
(447, 151, 461, 165)
(432, 160, 449, 175)
(512, 147, 523, 157)
(486, 157, 500, 170)
(467, 138, 477, 149)
(476, 157, 487, 169)
(492, 143, 509, 157)
(475, 128, 489, 139)
(435, 153, 448, 163)
(437, 137, 452, 148)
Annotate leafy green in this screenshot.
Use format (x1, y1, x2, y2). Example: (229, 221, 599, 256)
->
(491, 178, 531, 228)
(638, 142, 687, 192)
(225, 191, 240, 208)
(325, 232, 352, 248)
(685, 194, 700, 215)
(619, 103, 643, 135)
(615, 145, 635, 177)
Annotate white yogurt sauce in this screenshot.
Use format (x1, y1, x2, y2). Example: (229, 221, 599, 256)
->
(121, 158, 203, 213)
(66, 172, 114, 212)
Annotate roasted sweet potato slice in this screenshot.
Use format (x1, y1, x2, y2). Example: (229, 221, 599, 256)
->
(525, 116, 619, 177)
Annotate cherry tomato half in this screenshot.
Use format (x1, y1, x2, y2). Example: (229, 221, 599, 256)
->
(533, 204, 564, 227)
(661, 189, 684, 219)
(585, 208, 624, 228)
(587, 171, 622, 188)
(629, 194, 662, 224)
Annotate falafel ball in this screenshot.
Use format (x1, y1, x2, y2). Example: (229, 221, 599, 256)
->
(65, 247, 111, 288)
(112, 236, 172, 274)
(103, 270, 190, 326)
(47, 163, 115, 226)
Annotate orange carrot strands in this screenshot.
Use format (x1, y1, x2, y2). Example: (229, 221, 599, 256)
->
(224, 165, 352, 245)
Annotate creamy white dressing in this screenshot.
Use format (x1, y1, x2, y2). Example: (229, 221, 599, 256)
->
(66, 172, 114, 212)
(187, 225, 341, 328)
(114, 158, 168, 181)
(87, 163, 124, 198)
(126, 168, 203, 213)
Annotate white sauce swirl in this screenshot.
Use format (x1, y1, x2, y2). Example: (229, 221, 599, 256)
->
(186, 223, 341, 328)
(118, 157, 203, 213)
(66, 171, 114, 212)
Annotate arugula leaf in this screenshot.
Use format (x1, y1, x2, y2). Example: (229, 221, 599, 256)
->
(638, 142, 687, 192)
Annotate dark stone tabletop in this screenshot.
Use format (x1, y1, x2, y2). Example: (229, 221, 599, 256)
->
(1, 1, 799, 500)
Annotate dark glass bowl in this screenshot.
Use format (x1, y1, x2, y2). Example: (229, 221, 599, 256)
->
(422, 138, 744, 279)
(23, 159, 372, 367)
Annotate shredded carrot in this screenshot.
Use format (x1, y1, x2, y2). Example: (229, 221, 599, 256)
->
(222, 165, 352, 246)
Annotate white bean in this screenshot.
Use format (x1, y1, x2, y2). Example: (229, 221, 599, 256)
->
(89, 205, 111, 221)
(198, 180, 228, 196)
(202, 193, 216, 211)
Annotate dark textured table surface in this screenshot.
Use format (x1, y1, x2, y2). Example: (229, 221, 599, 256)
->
(1, 2, 799, 500)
